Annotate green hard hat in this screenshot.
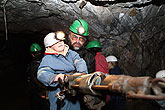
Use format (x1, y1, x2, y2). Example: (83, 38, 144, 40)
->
(69, 19, 89, 36)
(30, 43, 42, 52)
(86, 40, 102, 49)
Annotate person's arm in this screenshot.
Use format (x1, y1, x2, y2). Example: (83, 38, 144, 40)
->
(84, 51, 95, 73)
(95, 54, 109, 73)
(37, 56, 64, 87)
(71, 51, 88, 74)
(37, 66, 59, 87)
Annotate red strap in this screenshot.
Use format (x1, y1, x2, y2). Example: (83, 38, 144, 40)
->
(44, 52, 59, 55)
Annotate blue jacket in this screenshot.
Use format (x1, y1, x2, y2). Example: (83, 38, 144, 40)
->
(37, 49, 88, 110)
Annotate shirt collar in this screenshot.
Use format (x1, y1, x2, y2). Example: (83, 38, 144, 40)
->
(44, 44, 69, 56)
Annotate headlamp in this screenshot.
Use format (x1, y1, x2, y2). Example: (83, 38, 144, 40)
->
(55, 31, 65, 40)
(77, 19, 85, 35)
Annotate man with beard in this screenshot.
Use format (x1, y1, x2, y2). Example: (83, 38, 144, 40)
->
(66, 19, 105, 110)
(66, 19, 95, 73)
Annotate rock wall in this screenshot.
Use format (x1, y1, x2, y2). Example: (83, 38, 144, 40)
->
(0, 0, 164, 77)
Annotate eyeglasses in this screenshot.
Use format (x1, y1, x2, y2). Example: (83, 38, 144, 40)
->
(70, 35, 86, 43)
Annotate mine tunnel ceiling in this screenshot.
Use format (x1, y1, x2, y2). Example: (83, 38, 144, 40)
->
(0, 0, 165, 77)
(0, 0, 164, 35)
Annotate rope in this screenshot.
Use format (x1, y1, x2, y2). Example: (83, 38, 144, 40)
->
(3, 0, 8, 40)
(80, 8, 83, 19)
(87, 72, 102, 95)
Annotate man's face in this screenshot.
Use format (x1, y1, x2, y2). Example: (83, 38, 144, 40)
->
(50, 41, 65, 52)
(69, 32, 86, 50)
(107, 62, 112, 70)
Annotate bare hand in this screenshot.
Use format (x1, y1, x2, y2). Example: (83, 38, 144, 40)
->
(54, 74, 65, 82)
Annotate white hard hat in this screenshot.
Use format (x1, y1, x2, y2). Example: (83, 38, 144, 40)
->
(44, 32, 60, 47)
(106, 55, 118, 62)
(156, 70, 165, 78)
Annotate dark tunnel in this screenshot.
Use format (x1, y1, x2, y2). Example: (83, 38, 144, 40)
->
(0, 33, 45, 110)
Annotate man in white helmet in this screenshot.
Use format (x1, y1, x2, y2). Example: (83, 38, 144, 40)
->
(156, 70, 165, 110)
(156, 70, 165, 78)
(106, 55, 122, 75)
(105, 55, 126, 110)
(37, 31, 88, 110)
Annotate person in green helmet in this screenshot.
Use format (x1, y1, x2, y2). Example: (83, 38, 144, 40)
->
(86, 40, 109, 110)
(86, 40, 109, 74)
(26, 43, 50, 110)
(67, 19, 95, 74)
(66, 19, 96, 110)
(30, 43, 43, 60)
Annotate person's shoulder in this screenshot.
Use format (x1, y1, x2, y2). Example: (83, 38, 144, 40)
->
(69, 49, 79, 55)
(68, 49, 81, 59)
(42, 54, 55, 61)
(115, 65, 120, 69)
(40, 54, 59, 66)
(114, 66, 122, 74)
(43, 54, 52, 58)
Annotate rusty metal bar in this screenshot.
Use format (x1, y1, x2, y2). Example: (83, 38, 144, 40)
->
(68, 72, 165, 100)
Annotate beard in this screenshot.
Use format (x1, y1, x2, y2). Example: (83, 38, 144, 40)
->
(72, 42, 82, 50)
(74, 46, 80, 50)
(66, 37, 82, 51)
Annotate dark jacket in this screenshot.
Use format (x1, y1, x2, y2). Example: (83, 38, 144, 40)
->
(107, 65, 126, 110)
(26, 59, 50, 110)
(69, 47, 95, 110)
(109, 66, 122, 75)
(26, 59, 47, 93)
